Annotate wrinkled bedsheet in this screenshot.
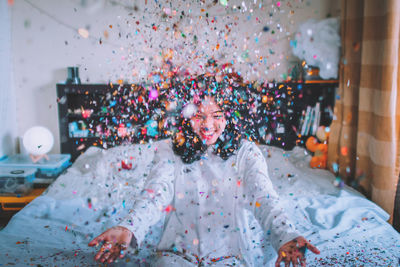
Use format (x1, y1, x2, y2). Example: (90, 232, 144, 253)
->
(0, 142, 399, 266)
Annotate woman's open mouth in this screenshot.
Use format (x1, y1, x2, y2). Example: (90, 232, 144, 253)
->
(200, 130, 215, 140)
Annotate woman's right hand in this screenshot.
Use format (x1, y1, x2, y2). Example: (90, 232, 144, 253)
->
(88, 226, 136, 263)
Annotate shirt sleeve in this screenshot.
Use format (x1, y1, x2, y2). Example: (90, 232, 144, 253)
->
(238, 141, 301, 252)
(118, 140, 175, 247)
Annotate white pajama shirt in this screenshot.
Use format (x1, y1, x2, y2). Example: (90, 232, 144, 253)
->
(119, 139, 300, 266)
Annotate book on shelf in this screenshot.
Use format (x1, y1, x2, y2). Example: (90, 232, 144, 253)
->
(298, 109, 306, 135)
(307, 106, 315, 136)
(311, 102, 321, 135)
(300, 106, 311, 136)
(299, 102, 321, 136)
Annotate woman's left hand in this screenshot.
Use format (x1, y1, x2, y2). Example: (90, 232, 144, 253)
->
(275, 236, 320, 267)
(88, 226, 135, 264)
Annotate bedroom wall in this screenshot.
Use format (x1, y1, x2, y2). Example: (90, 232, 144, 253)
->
(0, 1, 17, 158)
(10, 0, 340, 154)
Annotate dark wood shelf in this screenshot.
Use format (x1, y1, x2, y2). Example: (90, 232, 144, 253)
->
(304, 80, 339, 84)
(57, 82, 338, 161)
(67, 114, 116, 119)
(69, 136, 100, 139)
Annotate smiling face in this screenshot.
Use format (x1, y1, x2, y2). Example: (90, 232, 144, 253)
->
(190, 97, 227, 146)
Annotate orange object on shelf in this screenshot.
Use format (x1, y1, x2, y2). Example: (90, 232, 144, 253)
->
(304, 80, 339, 84)
(0, 188, 45, 211)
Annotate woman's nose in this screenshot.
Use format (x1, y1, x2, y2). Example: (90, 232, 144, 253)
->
(202, 116, 214, 128)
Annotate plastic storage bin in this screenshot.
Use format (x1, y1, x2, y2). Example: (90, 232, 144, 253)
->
(0, 167, 37, 196)
(0, 154, 71, 185)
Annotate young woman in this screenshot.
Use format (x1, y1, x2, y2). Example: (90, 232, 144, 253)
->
(88, 83, 320, 266)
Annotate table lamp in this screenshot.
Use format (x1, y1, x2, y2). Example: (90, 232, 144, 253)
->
(22, 126, 54, 163)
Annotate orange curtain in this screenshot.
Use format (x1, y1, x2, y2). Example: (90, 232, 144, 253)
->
(328, 0, 400, 222)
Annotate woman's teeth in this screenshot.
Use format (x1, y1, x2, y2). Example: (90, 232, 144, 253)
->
(200, 130, 215, 140)
(201, 130, 214, 136)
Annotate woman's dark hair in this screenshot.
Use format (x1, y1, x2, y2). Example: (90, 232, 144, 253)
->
(171, 73, 243, 164)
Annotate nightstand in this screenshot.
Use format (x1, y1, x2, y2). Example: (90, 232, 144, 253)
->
(0, 188, 46, 229)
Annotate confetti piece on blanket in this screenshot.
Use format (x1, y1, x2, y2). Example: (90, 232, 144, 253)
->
(121, 160, 132, 170)
(78, 28, 89, 38)
(165, 205, 174, 213)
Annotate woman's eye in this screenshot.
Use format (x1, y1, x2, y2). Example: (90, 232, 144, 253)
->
(194, 114, 203, 120)
(214, 113, 224, 119)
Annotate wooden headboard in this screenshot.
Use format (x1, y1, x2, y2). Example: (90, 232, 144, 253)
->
(57, 80, 337, 162)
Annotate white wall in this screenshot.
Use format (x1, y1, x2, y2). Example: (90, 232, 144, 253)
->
(11, 0, 340, 153)
(0, 1, 17, 158)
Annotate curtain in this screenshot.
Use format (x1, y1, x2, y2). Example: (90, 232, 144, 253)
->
(0, 1, 17, 158)
(328, 0, 400, 223)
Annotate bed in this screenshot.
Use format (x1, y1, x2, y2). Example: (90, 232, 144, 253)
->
(0, 140, 399, 266)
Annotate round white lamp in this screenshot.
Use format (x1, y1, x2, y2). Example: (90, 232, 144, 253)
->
(23, 126, 54, 163)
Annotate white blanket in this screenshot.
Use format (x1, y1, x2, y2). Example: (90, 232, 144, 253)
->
(0, 142, 399, 266)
